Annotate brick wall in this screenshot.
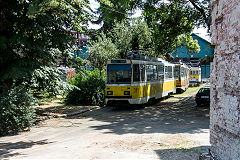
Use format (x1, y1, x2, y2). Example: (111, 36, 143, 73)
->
(210, 0, 240, 159)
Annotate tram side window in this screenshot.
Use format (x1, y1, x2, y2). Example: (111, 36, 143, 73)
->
(153, 65, 158, 80)
(167, 66, 173, 78)
(157, 65, 164, 81)
(180, 67, 185, 77)
(174, 66, 179, 78)
(191, 70, 195, 75)
(165, 66, 172, 79)
(140, 64, 145, 82)
(146, 65, 154, 81)
(133, 64, 140, 82)
(165, 66, 168, 79)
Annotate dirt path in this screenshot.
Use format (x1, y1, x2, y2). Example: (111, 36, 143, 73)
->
(0, 88, 210, 160)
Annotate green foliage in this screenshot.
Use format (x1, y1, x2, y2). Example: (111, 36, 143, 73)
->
(88, 33, 119, 70)
(91, 0, 209, 58)
(176, 34, 200, 54)
(143, 1, 194, 56)
(69, 57, 84, 72)
(109, 22, 133, 58)
(0, 0, 88, 135)
(31, 66, 75, 98)
(141, 0, 210, 57)
(65, 69, 106, 106)
(109, 19, 154, 58)
(88, 19, 154, 70)
(130, 19, 154, 56)
(0, 86, 36, 136)
(0, 0, 90, 93)
(93, 0, 140, 31)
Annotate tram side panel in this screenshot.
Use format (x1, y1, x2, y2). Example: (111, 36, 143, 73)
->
(162, 65, 176, 96)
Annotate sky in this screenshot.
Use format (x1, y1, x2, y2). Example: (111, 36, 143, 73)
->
(88, 0, 211, 42)
(193, 27, 211, 42)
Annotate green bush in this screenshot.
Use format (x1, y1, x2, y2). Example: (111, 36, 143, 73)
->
(31, 66, 74, 98)
(65, 69, 105, 106)
(0, 87, 36, 136)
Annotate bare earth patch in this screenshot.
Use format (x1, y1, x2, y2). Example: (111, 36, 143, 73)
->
(34, 99, 95, 117)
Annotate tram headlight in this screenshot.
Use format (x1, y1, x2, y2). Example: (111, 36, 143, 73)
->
(107, 91, 113, 95)
(124, 91, 130, 95)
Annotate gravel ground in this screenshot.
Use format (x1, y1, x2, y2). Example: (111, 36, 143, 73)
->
(0, 88, 210, 160)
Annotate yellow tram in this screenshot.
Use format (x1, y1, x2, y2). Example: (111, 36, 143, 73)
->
(105, 57, 177, 105)
(175, 63, 189, 92)
(189, 67, 201, 87)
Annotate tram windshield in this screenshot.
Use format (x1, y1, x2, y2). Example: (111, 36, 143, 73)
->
(107, 64, 131, 84)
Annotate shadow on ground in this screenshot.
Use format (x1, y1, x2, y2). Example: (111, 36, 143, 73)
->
(36, 105, 91, 116)
(0, 139, 52, 159)
(155, 146, 210, 160)
(67, 96, 210, 135)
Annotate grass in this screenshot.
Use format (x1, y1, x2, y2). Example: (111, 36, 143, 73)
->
(37, 95, 64, 104)
(173, 84, 206, 98)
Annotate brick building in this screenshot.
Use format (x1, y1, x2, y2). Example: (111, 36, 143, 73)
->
(210, 0, 240, 159)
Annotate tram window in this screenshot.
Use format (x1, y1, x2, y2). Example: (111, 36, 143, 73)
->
(180, 67, 185, 77)
(157, 65, 164, 80)
(165, 66, 172, 79)
(191, 70, 197, 75)
(167, 66, 173, 78)
(107, 64, 131, 84)
(153, 65, 158, 80)
(174, 66, 179, 78)
(165, 66, 169, 79)
(133, 64, 140, 82)
(146, 65, 154, 81)
(140, 64, 145, 82)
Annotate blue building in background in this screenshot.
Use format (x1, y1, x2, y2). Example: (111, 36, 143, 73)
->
(73, 42, 89, 59)
(172, 33, 214, 81)
(71, 31, 89, 59)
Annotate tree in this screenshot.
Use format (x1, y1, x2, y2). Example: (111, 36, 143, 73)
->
(92, 0, 210, 58)
(188, 0, 211, 30)
(130, 18, 154, 56)
(109, 21, 133, 58)
(0, 0, 92, 135)
(176, 34, 200, 55)
(108, 19, 154, 58)
(87, 33, 119, 71)
(0, 0, 91, 93)
(143, 0, 205, 57)
(91, 0, 141, 32)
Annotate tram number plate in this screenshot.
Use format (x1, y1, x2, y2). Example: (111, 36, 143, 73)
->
(201, 96, 209, 98)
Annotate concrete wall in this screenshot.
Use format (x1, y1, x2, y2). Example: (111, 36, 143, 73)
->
(210, 0, 240, 159)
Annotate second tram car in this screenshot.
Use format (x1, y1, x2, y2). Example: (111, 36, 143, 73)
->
(174, 63, 190, 92)
(105, 58, 177, 105)
(189, 67, 201, 86)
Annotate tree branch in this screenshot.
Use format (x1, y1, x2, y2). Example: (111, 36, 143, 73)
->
(188, 0, 210, 30)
